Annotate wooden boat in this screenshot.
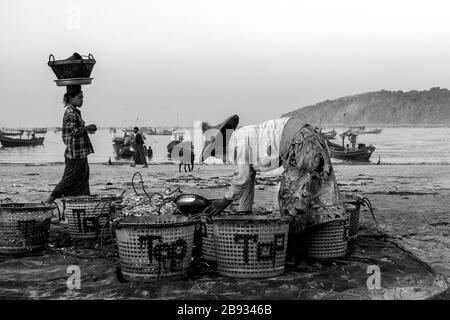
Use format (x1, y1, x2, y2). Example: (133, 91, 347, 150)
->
(0, 133, 44, 147)
(357, 128, 382, 134)
(112, 134, 135, 158)
(322, 129, 337, 139)
(327, 133, 375, 161)
(0, 129, 24, 136)
(32, 128, 48, 134)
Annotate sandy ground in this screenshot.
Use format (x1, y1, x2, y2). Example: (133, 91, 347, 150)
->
(0, 162, 449, 299)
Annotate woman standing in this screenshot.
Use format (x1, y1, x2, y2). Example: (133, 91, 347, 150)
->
(46, 85, 97, 203)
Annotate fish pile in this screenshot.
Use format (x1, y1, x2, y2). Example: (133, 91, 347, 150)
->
(121, 188, 182, 217)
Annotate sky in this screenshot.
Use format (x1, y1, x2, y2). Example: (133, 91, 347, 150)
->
(1, 0, 450, 128)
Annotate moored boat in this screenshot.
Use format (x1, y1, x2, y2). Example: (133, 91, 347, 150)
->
(327, 132, 375, 161)
(0, 133, 44, 147)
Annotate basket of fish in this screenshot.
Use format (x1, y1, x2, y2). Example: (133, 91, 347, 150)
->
(297, 204, 350, 259)
(210, 213, 291, 278)
(63, 194, 123, 239)
(113, 214, 196, 282)
(0, 202, 59, 256)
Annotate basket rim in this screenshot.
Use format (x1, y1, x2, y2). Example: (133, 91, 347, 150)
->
(0, 202, 57, 212)
(305, 217, 349, 231)
(63, 194, 121, 202)
(48, 59, 96, 66)
(115, 215, 197, 228)
(211, 215, 292, 224)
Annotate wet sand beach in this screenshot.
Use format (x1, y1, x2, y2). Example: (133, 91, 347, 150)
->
(0, 163, 449, 299)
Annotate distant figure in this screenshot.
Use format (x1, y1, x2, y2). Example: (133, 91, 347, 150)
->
(147, 146, 153, 160)
(108, 156, 113, 165)
(176, 141, 195, 173)
(350, 134, 357, 149)
(31, 133, 36, 140)
(131, 127, 148, 168)
(346, 144, 350, 152)
(377, 155, 381, 165)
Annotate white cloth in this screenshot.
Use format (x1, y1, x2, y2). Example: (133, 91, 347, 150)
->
(225, 117, 290, 201)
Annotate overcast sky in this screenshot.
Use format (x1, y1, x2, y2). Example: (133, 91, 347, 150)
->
(1, 0, 450, 128)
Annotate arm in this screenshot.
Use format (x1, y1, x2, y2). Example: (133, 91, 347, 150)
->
(64, 111, 85, 137)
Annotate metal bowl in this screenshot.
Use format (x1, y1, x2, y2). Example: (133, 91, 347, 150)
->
(174, 194, 211, 215)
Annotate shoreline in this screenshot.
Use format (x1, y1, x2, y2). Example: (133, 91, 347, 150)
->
(1, 161, 450, 166)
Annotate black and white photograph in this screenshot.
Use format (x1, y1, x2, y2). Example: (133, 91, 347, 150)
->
(0, 0, 449, 307)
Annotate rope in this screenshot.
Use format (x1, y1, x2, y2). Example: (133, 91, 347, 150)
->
(360, 197, 383, 234)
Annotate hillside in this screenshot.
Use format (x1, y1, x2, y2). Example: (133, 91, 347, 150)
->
(282, 87, 450, 126)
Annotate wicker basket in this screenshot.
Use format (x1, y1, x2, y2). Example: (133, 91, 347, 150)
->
(200, 217, 215, 262)
(298, 217, 350, 259)
(0, 203, 56, 255)
(48, 53, 96, 80)
(63, 194, 123, 239)
(212, 215, 291, 278)
(114, 215, 196, 282)
(341, 192, 363, 238)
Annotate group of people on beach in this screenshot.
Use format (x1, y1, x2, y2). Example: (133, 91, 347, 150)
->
(45, 85, 341, 235)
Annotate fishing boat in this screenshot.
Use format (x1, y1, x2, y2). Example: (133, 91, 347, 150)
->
(54, 127, 62, 133)
(32, 128, 48, 134)
(357, 128, 382, 134)
(0, 133, 44, 147)
(327, 132, 375, 161)
(0, 129, 24, 136)
(322, 129, 337, 139)
(112, 131, 135, 159)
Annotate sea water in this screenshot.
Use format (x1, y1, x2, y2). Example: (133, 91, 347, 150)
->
(0, 127, 449, 165)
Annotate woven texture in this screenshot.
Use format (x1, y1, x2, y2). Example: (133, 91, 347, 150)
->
(115, 215, 195, 282)
(345, 203, 360, 237)
(298, 218, 349, 259)
(64, 195, 122, 239)
(212, 216, 291, 278)
(341, 192, 362, 238)
(200, 218, 216, 262)
(0, 203, 54, 255)
(48, 59, 95, 79)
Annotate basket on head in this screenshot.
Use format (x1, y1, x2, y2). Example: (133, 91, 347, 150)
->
(114, 215, 196, 282)
(63, 194, 123, 239)
(212, 215, 291, 278)
(48, 53, 96, 85)
(0, 203, 56, 256)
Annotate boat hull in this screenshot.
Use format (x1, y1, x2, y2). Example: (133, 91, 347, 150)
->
(0, 135, 44, 147)
(327, 141, 375, 161)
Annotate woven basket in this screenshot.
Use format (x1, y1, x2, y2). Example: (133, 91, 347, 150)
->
(200, 218, 215, 262)
(212, 215, 291, 278)
(298, 217, 350, 259)
(114, 215, 196, 282)
(48, 53, 96, 80)
(0, 203, 56, 255)
(63, 194, 123, 239)
(341, 192, 362, 238)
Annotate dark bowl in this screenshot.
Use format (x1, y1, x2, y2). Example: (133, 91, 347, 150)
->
(174, 194, 211, 215)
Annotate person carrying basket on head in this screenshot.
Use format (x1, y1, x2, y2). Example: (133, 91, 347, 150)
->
(46, 85, 97, 203)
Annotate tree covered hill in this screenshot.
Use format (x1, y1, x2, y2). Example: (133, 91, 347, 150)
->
(282, 87, 450, 126)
